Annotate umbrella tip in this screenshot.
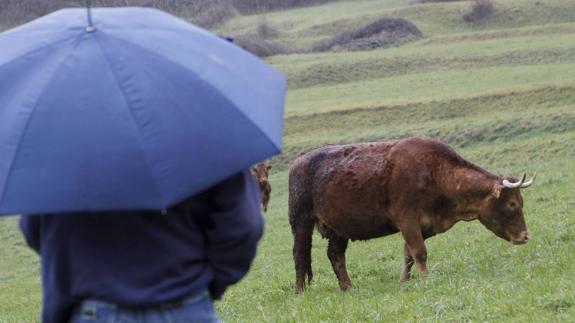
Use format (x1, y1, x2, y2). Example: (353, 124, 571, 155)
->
(85, 0, 96, 33)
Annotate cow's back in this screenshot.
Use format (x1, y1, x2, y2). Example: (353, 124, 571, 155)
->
(289, 141, 398, 240)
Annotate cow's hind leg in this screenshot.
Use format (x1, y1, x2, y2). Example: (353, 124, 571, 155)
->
(327, 236, 353, 291)
(291, 214, 315, 294)
(400, 243, 414, 282)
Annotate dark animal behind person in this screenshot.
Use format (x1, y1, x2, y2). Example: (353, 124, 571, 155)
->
(288, 137, 535, 293)
(251, 163, 272, 212)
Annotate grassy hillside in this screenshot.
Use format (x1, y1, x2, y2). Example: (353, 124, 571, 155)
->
(216, 0, 575, 321)
(1, 0, 575, 322)
(219, 0, 575, 48)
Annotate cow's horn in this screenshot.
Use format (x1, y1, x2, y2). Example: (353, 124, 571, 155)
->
(502, 173, 526, 189)
(520, 173, 536, 188)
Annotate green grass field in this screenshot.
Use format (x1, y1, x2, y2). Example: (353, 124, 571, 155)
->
(1, 0, 575, 321)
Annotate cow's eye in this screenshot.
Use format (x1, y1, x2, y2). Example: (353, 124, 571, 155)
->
(508, 201, 518, 209)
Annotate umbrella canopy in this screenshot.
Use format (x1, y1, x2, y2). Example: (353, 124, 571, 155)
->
(0, 7, 286, 216)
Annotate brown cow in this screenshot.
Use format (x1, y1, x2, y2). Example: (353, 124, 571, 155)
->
(289, 137, 535, 293)
(251, 163, 272, 212)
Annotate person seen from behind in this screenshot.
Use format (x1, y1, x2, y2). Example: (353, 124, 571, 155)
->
(20, 169, 263, 323)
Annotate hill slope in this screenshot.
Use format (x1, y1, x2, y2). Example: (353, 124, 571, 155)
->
(1, 0, 574, 322)
(216, 0, 575, 321)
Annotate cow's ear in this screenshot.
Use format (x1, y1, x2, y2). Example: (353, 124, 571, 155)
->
(492, 183, 503, 199)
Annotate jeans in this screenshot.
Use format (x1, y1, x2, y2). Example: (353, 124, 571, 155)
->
(69, 290, 221, 323)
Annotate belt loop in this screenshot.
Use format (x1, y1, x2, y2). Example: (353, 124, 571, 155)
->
(81, 305, 98, 321)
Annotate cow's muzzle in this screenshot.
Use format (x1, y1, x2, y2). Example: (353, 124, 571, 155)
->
(510, 231, 529, 245)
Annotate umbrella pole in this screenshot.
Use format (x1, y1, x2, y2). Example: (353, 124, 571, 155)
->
(85, 0, 96, 33)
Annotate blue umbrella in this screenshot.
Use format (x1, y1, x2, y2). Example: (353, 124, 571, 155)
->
(0, 7, 286, 216)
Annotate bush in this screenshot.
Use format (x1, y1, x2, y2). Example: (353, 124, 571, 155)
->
(257, 19, 280, 39)
(233, 34, 291, 57)
(464, 0, 495, 22)
(313, 18, 422, 52)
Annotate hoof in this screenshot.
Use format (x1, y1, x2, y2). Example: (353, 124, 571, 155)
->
(339, 283, 353, 291)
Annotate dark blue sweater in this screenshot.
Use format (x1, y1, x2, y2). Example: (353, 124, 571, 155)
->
(19, 170, 263, 323)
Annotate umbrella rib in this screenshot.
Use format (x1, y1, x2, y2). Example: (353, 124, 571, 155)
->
(92, 34, 165, 207)
(104, 30, 282, 117)
(0, 31, 79, 74)
(100, 32, 284, 153)
(1, 27, 85, 37)
(0, 33, 88, 208)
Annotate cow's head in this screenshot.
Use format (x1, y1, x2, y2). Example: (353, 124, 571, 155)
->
(478, 174, 536, 245)
(251, 163, 271, 184)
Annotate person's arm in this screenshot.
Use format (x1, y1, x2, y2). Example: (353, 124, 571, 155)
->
(195, 169, 264, 300)
(19, 214, 43, 253)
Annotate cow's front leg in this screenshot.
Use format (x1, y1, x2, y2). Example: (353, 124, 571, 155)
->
(262, 182, 271, 212)
(400, 243, 414, 282)
(399, 222, 428, 276)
